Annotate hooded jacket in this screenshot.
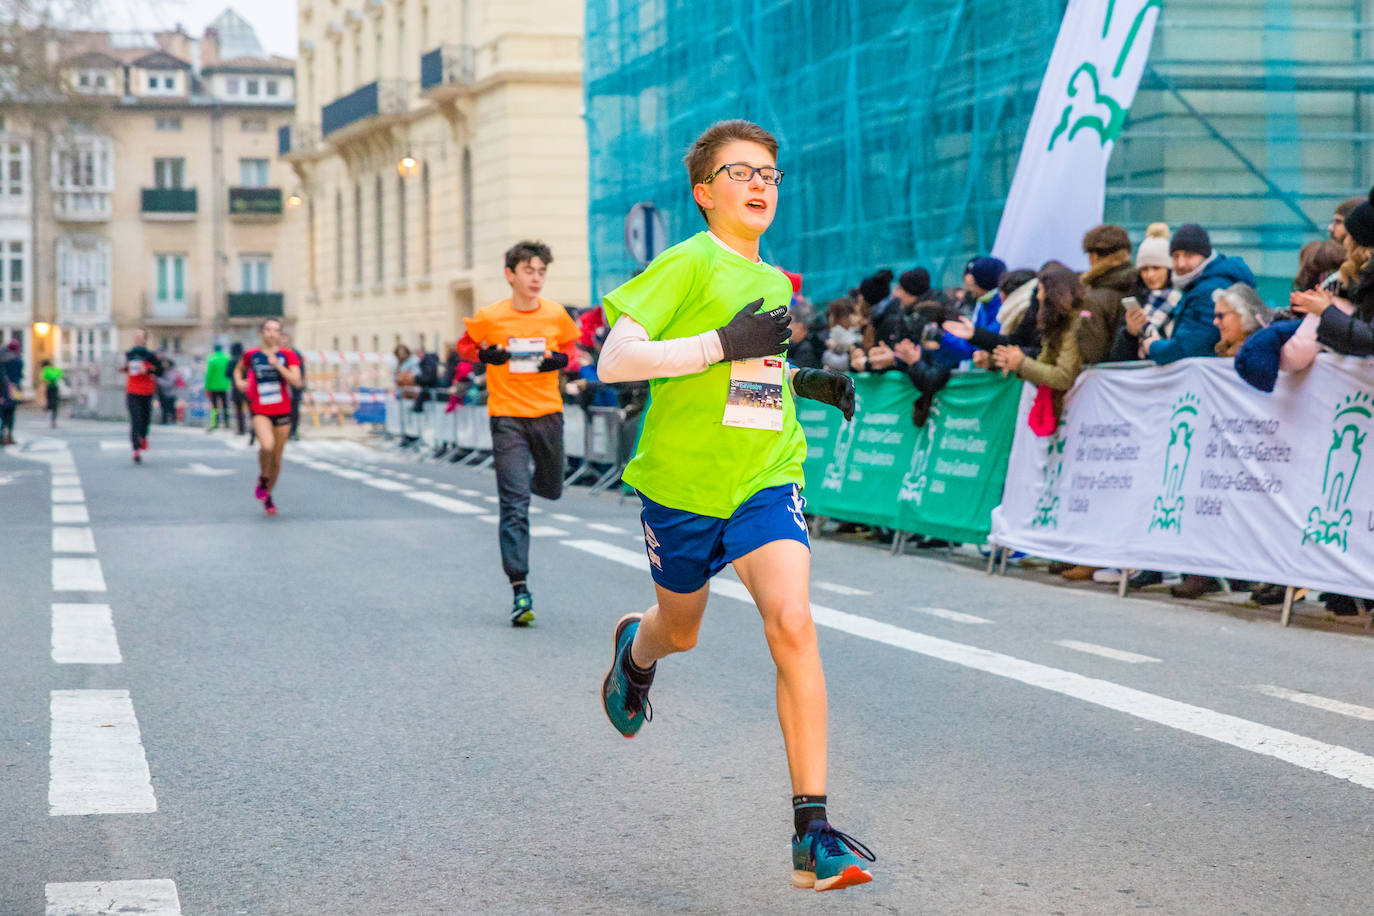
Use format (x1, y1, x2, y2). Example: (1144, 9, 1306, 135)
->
(1078, 251, 1135, 365)
(1146, 254, 1255, 365)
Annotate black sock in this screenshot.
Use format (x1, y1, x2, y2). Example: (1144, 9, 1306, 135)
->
(511, 581, 529, 597)
(793, 795, 827, 838)
(620, 647, 655, 686)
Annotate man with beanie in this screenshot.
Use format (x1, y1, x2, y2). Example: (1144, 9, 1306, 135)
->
(1077, 224, 1135, 365)
(1140, 223, 1254, 365)
(940, 256, 1006, 362)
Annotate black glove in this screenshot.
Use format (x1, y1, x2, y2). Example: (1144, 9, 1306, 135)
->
(536, 351, 570, 373)
(478, 345, 509, 366)
(716, 298, 790, 362)
(792, 367, 855, 422)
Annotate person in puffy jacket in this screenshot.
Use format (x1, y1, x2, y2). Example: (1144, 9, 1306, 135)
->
(1142, 224, 1255, 364)
(1293, 194, 1374, 357)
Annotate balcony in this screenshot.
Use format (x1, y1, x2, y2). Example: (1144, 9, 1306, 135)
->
(227, 291, 285, 321)
(229, 187, 283, 219)
(141, 291, 202, 326)
(141, 187, 198, 220)
(54, 191, 111, 222)
(420, 45, 475, 100)
(321, 79, 409, 142)
(279, 122, 324, 161)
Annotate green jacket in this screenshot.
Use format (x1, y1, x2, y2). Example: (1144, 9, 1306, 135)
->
(204, 351, 232, 392)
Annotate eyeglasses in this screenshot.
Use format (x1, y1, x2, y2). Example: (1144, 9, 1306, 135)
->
(705, 162, 784, 186)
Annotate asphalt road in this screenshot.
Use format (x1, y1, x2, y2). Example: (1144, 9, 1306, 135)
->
(3, 413, 1372, 915)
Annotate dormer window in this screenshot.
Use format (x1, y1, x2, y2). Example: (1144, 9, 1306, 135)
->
(245, 78, 260, 96)
(226, 76, 240, 94)
(75, 70, 110, 93)
(146, 71, 179, 95)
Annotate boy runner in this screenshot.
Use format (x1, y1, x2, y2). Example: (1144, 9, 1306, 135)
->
(456, 241, 579, 627)
(204, 343, 232, 431)
(596, 120, 872, 892)
(233, 318, 301, 515)
(121, 330, 162, 463)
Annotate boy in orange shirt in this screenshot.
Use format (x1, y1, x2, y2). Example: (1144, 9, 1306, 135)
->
(457, 240, 580, 626)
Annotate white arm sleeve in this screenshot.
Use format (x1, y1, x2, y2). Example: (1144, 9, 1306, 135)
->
(597, 316, 725, 383)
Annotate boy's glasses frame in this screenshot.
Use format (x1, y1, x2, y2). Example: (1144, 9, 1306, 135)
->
(704, 163, 785, 186)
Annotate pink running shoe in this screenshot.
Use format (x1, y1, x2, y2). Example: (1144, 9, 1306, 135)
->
(254, 476, 269, 501)
(264, 495, 277, 516)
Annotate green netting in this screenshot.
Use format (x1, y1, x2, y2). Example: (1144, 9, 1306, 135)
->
(585, 0, 1373, 305)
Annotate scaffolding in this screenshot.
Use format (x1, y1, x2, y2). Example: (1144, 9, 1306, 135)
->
(585, 0, 1374, 304)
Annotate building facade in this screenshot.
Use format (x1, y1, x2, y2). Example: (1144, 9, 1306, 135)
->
(283, 0, 588, 355)
(1, 11, 303, 391)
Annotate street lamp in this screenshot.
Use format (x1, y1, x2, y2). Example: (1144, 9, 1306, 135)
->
(286, 190, 303, 208)
(33, 322, 50, 337)
(397, 152, 419, 178)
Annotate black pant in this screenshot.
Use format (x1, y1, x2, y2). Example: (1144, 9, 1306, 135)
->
(0, 403, 14, 438)
(158, 394, 177, 424)
(491, 413, 565, 582)
(208, 390, 228, 428)
(46, 385, 59, 426)
(289, 389, 301, 437)
(232, 391, 247, 434)
(127, 393, 153, 448)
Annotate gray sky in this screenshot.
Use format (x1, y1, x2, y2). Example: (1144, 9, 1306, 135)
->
(97, 0, 298, 59)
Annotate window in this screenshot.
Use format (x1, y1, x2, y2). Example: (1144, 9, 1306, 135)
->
(1, 142, 28, 198)
(62, 326, 114, 366)
(147, 71, 178, 94)
(153, 157, 185, 189)
(421, 162, 431, 275)
(396, 174, 406, 279)
(0, 239, 26, 305)
(239, 158, 270, 187)
(155, 115, 182, 131)
(56, 236, 111, 317)
(226, 76, 240, 94)
(95, 74, 106, 89)
(75, 70, 109, 93)
(353, 183, 362, 285)
(246, 78, 260, 96)
(266, 79, 279, 96)
(52, 138, 112, 192)
(241, 117, 267, 132)
(240, 254, 271, 292)
(155, 253, 187, 302)
(461, 146, 473, 270)
(374, 176, 384, 283)
(335, 191, 344, 288)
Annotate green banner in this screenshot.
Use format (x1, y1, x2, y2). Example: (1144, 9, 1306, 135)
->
(800, 371, 1021, 542)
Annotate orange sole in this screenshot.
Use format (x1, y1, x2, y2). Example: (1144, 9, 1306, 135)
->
(815, 866, 873, 892)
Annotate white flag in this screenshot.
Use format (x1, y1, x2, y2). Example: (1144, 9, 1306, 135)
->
(992, 0, 1161, 272)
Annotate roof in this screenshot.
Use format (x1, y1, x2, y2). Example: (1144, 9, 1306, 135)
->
(202, 55, 295, 75)
(131, 50, 192, 70)
(61, 49, 125, 69)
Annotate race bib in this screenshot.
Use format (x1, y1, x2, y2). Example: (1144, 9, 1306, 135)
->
(722, 356, 785, 431)
(128, 361, 146, 375)
(256, 381, 282, 405)
(507, 337, 546, 374)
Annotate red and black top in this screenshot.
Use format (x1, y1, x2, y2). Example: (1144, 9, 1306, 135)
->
(241, 347, 300, 416)
(123, 346, 161, 396)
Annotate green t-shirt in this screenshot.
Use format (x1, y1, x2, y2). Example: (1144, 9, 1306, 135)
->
(603, 231, 805, 518)
(204, 351, 232, 392)
(41, 365, 63, 386)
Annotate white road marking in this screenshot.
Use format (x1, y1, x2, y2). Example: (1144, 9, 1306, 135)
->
(49, 690, 157, 815)
(552, 513, 581, 523)
(403, 490, 483, 514)
(434, 483, 456, 490)
(1055, 640, 1161, 664)
(52, 527, 96, 554)
(587, 523, 628, 534)
(529, 526, 568, 537)
(51, 487, 85, 503)
(52, 505, 89, 524)
(362, 478, 411, 491)
(52, 474, 81, 487)
(459, 489, 482, 497)
(483, 495, 500, 503)
(53, 558, 106, 592)
(528, 506, 543, 515)
(816, 581, 872, 596)
(394, 472, 417, 480)
(477, 514, 498, 524)
(1254, 685, 1374, 723)
(912, 606, 994, 625)
(45, 879, 181, 915)
(328, 468, 369, 480)
(563, 538, 1374, 791)
(52, 604, 122, 664)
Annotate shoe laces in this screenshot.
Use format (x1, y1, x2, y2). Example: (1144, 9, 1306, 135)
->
(807, 823, 876, 863)
(622, 677, 653, 722)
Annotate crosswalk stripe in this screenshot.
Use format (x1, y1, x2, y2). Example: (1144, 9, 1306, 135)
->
(52, 505, 89, 524)
(45, 880, 181, 915)
(362, 478, 411, 491)
(403, 490, 483, 514)
(52, 487, 85, 503)
(1254, 685, 1374, 722)
(529, 526, 569, 537)
(1055, 640, 1161, 664)
(912, 606, 993, 625)
(51, 474, 81, 487)
(587, 523, 628, 534)
(561, 537, 1374, 792)
(49, 690, 156, 815)
(52, 527, 96, 554)
(816, 581, 872, 596)
(52, 604, 122, 664)
(53, 558, 106, 592)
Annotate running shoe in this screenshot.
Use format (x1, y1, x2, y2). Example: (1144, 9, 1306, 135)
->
(254, 476, 269, 501)
(264, 495, 277, 516)
(133, 450, 142, 464)
(510, 591, 534, 627)
(792, 821, 875, 892)
(139, 437, 149, 451)
(601, 613, 653, 737)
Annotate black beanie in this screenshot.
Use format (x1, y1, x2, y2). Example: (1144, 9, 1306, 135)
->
(1345, 201, 1374, 248)
(1170, 223, 1211, 257)
(859, 273, 891, 305)
(898, 268, 930, 298)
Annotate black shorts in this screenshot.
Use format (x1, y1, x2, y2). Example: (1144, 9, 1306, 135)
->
(252, 412, 292, 428)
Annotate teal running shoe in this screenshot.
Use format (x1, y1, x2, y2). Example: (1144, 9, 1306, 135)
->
(792, 821, 875, 891)
(601, 613, 653, 737)
(510, 591, 534, 627)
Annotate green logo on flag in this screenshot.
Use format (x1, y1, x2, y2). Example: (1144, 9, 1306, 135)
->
(1031, 432, 1067, 529)
(1302, 392, 1371, 553)
(821, 391, 864, 492)
(1148, 393, 1199, 534)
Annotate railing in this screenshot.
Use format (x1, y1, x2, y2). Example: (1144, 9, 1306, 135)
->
(420, 45, 475, 93)
(141, 187, 198, 217)
(321, 79, 409, 137)
(229, 187, 283, 217)
(227, 291, 285, 319)
(54, 191, 111, 221)
(140, 291, 201, 324)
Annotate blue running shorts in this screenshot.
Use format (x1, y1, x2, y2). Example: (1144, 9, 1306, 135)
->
(637, 483, 811, 594)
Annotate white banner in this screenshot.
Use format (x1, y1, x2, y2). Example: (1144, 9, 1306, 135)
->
(991, 355, 1374, 598)
(992, 0, 1161, 272)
